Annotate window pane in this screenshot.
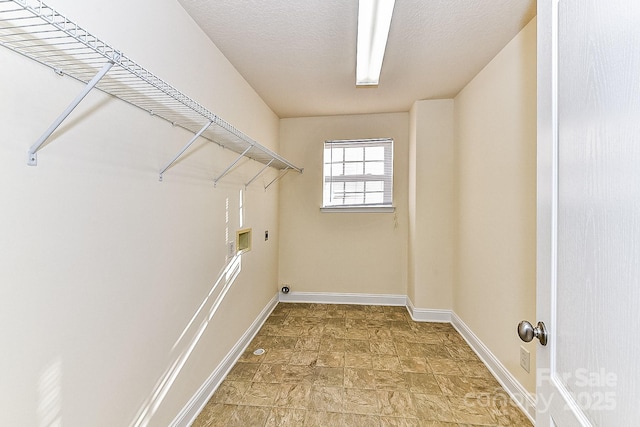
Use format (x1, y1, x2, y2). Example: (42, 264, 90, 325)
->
(365, 161, 384, 175)
(344, 147, 363, 161)
(367, 181, 384, 192)
(344, 162, 364, 175)
(344, 193, 364, 205)
(365, 146, 384, 161)
(323, 185, 331, 205)
(328, 182, 345, 205)
(366, 192, 384, 204)
(345, 181, 365, 193)
(325, 147, 343, 162)
(331, 163, 343, 176)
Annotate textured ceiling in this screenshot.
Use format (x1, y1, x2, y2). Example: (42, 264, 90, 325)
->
(178, 0, 536, 118)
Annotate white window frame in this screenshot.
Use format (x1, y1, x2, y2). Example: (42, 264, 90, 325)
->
(322, 138, 394, 212)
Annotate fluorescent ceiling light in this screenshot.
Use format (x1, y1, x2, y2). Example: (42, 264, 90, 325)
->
(356, 0, 396, 87)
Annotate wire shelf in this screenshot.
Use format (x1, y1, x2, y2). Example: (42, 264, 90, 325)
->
(0, 0, 302, 181)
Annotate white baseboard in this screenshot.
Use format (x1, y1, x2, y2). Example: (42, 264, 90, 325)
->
(406, 297, 452, 323)
(169, 294, 279, 427)
(451, 312, 536, 423)
(278, 291, 406, 306)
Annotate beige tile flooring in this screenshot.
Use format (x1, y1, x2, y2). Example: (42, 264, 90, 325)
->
(193, 303, 533, 427)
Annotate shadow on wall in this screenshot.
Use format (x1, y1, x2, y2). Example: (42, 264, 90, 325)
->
(129, 256, 243, 426)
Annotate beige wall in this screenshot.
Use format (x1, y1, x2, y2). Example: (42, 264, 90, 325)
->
(278, 113, 409, 296)
(277, 18, 537, 395)
(453, 18, 537, 392)
(0, 0, 283, 425)
(1, 1, 539, 422)
(408, 100, 455, 309)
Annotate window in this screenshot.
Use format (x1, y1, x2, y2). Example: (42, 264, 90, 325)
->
(323, 138, 393, 210)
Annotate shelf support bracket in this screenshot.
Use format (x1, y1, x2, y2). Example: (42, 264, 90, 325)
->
(27, 59, 116, 166)
(265, 167, 290, 190)
(213, 145, 253, 187)
(159, 120, 213, 181)
(244, 159, 274, 189)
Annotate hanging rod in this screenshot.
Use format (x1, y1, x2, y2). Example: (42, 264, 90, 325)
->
(0, 0, 302, 180)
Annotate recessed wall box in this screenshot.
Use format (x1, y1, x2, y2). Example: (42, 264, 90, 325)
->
(236, 228, 252, 254)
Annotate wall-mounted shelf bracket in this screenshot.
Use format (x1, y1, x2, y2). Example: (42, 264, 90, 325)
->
(27, 58, 117, 166)
(159, 120, 212, 181)
(213, 145, 253, 187)
(245, 159, 274, 189)
(1, 0, 303, 179)
(265, 167, 291, 190)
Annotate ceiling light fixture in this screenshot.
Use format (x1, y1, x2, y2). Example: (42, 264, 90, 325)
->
(356, 0, 396, 87)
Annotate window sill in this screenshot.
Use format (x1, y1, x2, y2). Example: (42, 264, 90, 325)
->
(320, 206, 396, 213)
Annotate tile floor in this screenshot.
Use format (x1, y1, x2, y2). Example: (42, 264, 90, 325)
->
(193, 303, 533, 427)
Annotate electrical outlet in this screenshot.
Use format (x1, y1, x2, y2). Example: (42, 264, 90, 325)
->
(520, 346, 530, 373)
(227, 241, 236, 257)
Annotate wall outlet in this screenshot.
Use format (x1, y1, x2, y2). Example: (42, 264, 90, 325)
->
(520, 346, 530, 373)
(227, 241, 236, 257)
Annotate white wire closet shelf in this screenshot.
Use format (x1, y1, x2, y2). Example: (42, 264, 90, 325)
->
(0, 0, 302, 186)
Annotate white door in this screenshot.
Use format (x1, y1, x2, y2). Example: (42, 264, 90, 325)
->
(535, 0, 640, 426)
